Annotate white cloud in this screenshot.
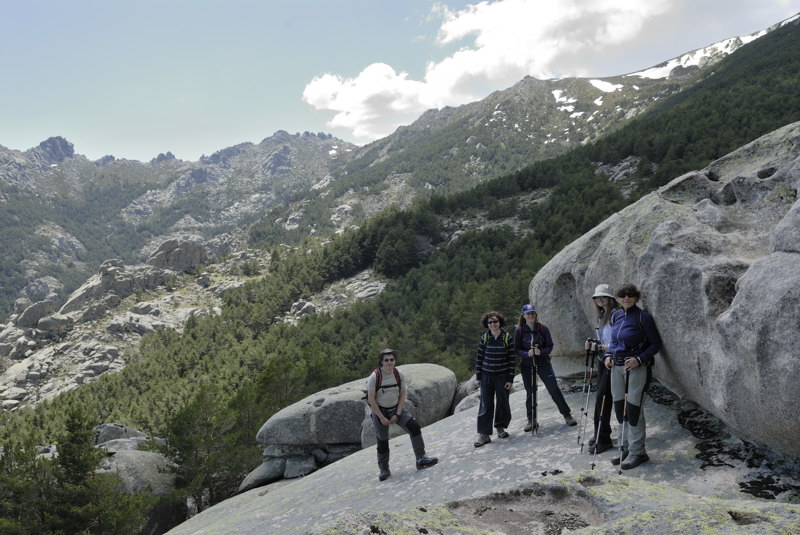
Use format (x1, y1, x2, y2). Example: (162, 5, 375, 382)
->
(303, 0, 673, 143)
(302, 63, 428, 141)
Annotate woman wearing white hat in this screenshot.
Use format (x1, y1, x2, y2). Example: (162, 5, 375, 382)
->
(586, 284, 618, 454)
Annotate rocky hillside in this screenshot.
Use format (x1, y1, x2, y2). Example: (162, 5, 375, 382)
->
(307, 17, 790, 212)
(0, 239, 387, 409)
(0, 131, 357, 314)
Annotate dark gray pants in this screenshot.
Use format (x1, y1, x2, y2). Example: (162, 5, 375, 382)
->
(611, 365, 649, 456)
(372, 407, 425, 469)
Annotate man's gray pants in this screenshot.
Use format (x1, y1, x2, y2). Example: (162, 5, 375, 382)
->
(372, 407, 425, 470)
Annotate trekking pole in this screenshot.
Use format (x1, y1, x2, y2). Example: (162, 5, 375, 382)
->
(617, 369, 630, 475)
(531, 346, 539, 435)
(590, 367, 609, 470)
(577, 343, 591, 445)
(577, 341, 596, 450)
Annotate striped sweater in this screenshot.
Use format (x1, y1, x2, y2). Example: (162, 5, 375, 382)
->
(475, 329, 515, 382)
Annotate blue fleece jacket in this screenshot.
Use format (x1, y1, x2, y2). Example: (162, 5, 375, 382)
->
(608, 306, 661, 366)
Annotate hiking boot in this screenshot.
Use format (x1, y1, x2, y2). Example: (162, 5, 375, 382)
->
(621, 453, 649, 470)
(588, 437, 596, 447)
(497, 428, 509, 439)
(416, 456, 438, 470)
(474, 434, 491, 447)
(378, 468, 391, 481)
(524, 419, 533, 432)
(588, 441, 613, 454)
(564, 414, 577, 426)
(611, 450, 629, 466)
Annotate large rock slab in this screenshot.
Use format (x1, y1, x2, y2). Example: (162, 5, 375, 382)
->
(245, 363, 456, 490)
(59, 259, 166, 320)
(15, 300, 56, 328)
(528, 121, 800, 459)
(146, 239, 208, 272)
(255, 378, 366, 447)
(164, 379, 800, 535)
(256, 363, 456, 447)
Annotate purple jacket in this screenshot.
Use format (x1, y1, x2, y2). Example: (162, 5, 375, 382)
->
(513, 322, 553, 364)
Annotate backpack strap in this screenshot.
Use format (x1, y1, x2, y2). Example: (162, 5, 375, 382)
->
(502, 331, 512, 348)
(373, 367, 401, 392)
(529, 324, 541, 348)
(483, 330, 511, 348)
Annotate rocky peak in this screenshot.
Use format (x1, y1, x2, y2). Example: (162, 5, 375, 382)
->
(27, 136, 75, 165)
(150, 152, 175, 164)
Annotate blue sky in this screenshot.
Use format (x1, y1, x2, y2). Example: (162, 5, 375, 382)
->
(2, 0, 800, 162)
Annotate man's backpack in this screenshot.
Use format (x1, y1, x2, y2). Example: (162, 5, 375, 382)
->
(373, 367, 401, 392)
(362, 368, 401, 401)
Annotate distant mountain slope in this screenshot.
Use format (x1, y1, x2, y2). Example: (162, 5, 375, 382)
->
(0, 132, 356, 314)
(0, 15, 794, 315)
(252, 16, 795, 241)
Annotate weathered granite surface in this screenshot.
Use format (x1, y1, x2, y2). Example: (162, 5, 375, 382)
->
(164, 376, 800, 534)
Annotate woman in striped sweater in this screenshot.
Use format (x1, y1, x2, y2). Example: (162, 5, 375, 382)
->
(473, 311, 516, 447)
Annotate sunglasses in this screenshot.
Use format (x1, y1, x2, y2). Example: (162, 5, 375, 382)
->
(487, 319, 500, 324)
(382, 357, 395, 362)
(617, 292, 637, 298)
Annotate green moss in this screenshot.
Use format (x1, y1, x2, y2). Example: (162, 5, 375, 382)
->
(316, 504, 492, 535)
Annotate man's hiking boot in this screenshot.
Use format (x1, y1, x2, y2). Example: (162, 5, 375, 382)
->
(621, 453, 649, 470)
(564, 413, 577, 426)
(416, 456, 438, 470)
(474, 434, 491, 447)
(378, 468, 391, 481)
(497, 428, 509, 439)
(524, 419, 533, 432)
(611, 450, 629, 466)
(589, 441, 613, 454)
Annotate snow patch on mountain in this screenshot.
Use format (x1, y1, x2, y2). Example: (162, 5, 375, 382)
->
(589, 79, 623, 92)
(629, 14, 799, 80)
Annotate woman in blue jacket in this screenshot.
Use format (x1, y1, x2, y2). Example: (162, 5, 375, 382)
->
(603, 283, 662, 470)
(514, 304, 576, 432)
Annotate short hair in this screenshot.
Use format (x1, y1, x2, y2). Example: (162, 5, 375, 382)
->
(480, 311, 506, 328)
(377, 348, 397, 365)
(615, 283, 641, 299)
